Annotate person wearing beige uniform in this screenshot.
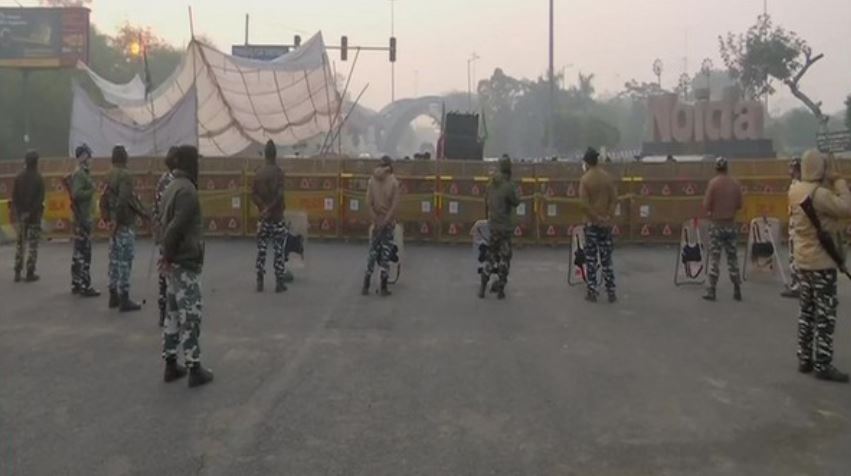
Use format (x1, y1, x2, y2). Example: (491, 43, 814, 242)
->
(702, 157, 743, 302)
(788, 150, 851, 383)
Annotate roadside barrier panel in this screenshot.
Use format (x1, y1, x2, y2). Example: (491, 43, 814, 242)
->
(630, 196, 704, 243)
(339, 159, 376, 240)
(199, 157, 245, 237)
(394, 160, 439, 242)
(437, 160, 491, 243)
(535, 162, 584, 245)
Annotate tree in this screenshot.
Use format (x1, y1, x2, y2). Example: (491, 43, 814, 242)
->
(720, 14, 827, 126)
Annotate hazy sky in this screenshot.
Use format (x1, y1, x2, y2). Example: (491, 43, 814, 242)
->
(18, 0, 851, 113)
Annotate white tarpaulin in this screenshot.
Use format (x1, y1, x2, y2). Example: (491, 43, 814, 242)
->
(78, 62, 147, 104)
(74, 32, 340, 156)
(69, 81, 198, 157)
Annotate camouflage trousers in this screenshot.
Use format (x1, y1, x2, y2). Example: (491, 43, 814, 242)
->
(789, 238, 800, 291)
(162, 265, 203, 366)
(584, 225, 616, 297)
(158, 251, 168, 318)
(708, 223, 740, 288)
(71, 221, 93, 291)
(107, 227, 136, 294)
(484, 229, 513, 288)
(798, 269, 839, 372)
(256, 219, 287, 280)
(366, 224, 395, 279)
(14, 222, 41, 275)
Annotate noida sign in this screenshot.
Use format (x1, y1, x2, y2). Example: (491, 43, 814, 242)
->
(641, 94, 775, 158)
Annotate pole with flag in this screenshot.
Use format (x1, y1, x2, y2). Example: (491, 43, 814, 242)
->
(141, 32, 158, 155)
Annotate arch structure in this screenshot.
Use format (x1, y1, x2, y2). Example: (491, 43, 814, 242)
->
(374, 96, 445, 157)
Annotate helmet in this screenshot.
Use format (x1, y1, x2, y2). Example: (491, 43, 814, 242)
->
(715, 157, 728, 172)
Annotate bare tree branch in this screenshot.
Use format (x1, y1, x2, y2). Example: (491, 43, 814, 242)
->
(784, 52, 827, 125)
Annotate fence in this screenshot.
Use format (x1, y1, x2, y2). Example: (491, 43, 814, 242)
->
(0, 157, 804, 244)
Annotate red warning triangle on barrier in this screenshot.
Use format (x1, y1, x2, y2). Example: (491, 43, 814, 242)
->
(741, 185, 749, 194)
(420, 222, 430, 234)
(740, 223, 749, 234)
(566, 184, 576, 197)
(53, 181, 64, 192)
(612, 225, 621, 236)
(55, 219, 66, 230)
(300, 178, 311, 190)
(0, 182, 6, 193)
(401, 183, 410, 194)
(640, 224, 651, 237)
(320, 219, 331, 231)
(640, 184, 651, 196)
(763, 184, 774, 193)
(227, 218, 238, 229)
(448, 223, 458, 235)
(228, 179, 238, 190)
(449, 183, 459, 195)
(471, 184, 480, 196)
(206, 179, 216, 191)
(683, 183, 696, 195)
(546, 186, 554, 197)
(208, 220, 218, 232)
(662, 224, 672, 236)
(661, 184, 671, 196)
(546, 225, 556, 237)
(514, 226, 523, 237)
(97, 219, 108, 230)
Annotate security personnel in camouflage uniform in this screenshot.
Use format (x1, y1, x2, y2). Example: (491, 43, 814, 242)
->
(159, 145, 214, 388)
(105, 145, 148, 312)
(788, 150, 851, 383)
(702, 157, 743, 302)
(363, 156, 401, 297)
(579, 147, 618, 303)
(152, 147, 179, 325)
(11, 150, 45, 283)
(252, 140, 287, 293)
(480, 155, 519, 300)
(70, 144, 100, 297)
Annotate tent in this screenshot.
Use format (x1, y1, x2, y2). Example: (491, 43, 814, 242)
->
(71, 32, 341, 157)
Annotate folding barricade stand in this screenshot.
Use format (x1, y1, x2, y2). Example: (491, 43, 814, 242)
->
(743, 216, 788, 286)
(471, 219, 490, 277)
(675, 218, 708, 286)
(281, 211, 309, 282)
(568, 225, 594, 287)
(367, 223, 404, 289)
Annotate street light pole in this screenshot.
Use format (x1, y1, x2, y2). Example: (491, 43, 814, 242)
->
(547, 0, 555, 156)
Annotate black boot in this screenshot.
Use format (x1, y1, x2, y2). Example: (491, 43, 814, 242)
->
(702, 287, 717, 302)
(380, 275, 391, 297)
(14, 270, 21, 283)
(733, 284, 742, 302)
(497, 283, 506, 300)
(72, 287, 80, 295)
(158, 309, 166, 328)
(478, 274, 488, 299)
(256, 274, 264, 293)
(275, 278, 288, 293)
(119, 293, 142, 312)
(781, 287, 800, 299)
(361, 274, 371, 296)
(585, 291, 597, 303)
(164, 358, 187, 383)
(798, 361, 814, 374)
(188, 364, 214, 388)
(608, 292, 618, 304)
(80, 288, 101, 298)
(108, 289, 119, 309)
(24, 271, 39, 282)
(815, 366, 850, 383)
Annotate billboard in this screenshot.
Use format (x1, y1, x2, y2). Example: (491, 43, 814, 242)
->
(0, 7, 90, 69)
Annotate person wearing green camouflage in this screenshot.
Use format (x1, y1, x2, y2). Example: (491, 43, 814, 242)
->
(480, 155, 520, 299)
(105, 145, 148, 312)
(159, 145, 213, 388)
(11, 150, 44, 283)
(69, 144, 100, 297)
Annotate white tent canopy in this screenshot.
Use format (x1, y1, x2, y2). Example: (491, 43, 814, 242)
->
(72, 32, 340, 156)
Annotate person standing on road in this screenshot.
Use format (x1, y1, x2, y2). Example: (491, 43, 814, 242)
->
(480, 155, 520, 300)
(69, 144, 100, 297)
(362, 156, 400, 297)
(152, 147, 179, 326)
(252, 140, 288, 293)
(579, 147, 618, 303)
(788, 150, 851, 383)
(105, 145, 148, 312)
(702, 157, 743, 302)
(782, 157, 803, 299)
(159, 145, 214, 388)
(11, 150, 45, 283)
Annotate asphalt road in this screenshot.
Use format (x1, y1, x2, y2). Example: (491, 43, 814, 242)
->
(1, 239, 850, 476)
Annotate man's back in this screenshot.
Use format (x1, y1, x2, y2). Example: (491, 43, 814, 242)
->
(579, 167, 616, 226)
(253, 164, 285, 221)
(704, 174, 742, 223)
(486, 175, 520, 233)
(13, 169, 44, 224)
